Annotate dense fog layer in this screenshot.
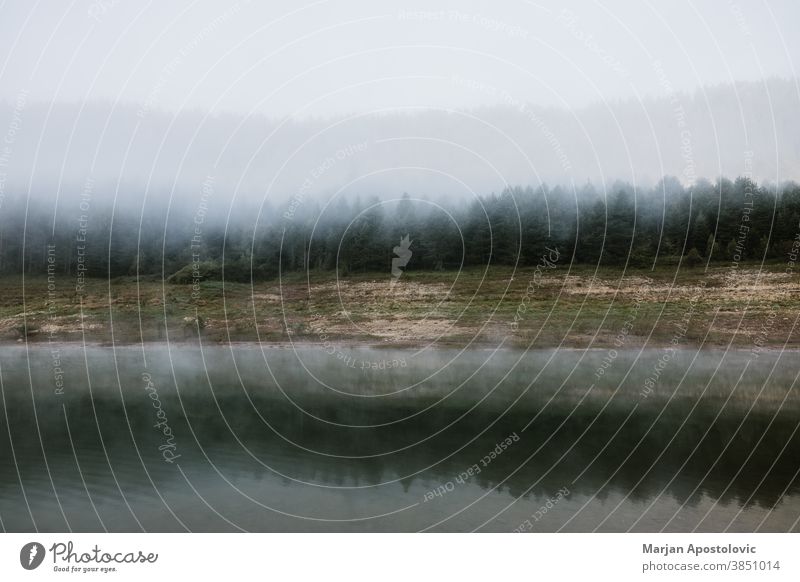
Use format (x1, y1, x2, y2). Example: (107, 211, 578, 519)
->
(0, 78, 798, 212)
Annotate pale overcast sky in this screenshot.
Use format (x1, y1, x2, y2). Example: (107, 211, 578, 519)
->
(0, 0, 798, 117)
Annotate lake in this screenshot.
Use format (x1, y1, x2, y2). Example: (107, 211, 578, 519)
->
(1, 344, 798, 532)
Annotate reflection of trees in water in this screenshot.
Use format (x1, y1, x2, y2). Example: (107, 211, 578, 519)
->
(2, 392, 798, 515)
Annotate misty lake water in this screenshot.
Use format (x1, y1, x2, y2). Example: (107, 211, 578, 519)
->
(1, 344, 798, 532)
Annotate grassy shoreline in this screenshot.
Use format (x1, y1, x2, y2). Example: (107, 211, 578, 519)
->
(1, 262, 797, 349)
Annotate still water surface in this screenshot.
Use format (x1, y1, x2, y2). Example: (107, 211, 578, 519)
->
(1, 345, 798, 532)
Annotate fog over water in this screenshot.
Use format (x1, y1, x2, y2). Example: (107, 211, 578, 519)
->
(1, 346, 798, 532)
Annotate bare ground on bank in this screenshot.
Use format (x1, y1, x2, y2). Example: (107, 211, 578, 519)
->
(1, 263, 798, 349)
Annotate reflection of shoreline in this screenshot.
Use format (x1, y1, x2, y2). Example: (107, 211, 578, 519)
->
(2, 397, 799, 531)
(3, 342, 799, 531)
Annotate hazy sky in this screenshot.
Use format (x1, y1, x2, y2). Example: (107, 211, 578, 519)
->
(1, 0, 798, 118)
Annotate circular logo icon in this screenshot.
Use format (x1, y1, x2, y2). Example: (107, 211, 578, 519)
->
(20, 542, 46, 570)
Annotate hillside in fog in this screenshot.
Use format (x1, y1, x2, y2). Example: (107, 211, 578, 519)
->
(1, 78, 798, 211)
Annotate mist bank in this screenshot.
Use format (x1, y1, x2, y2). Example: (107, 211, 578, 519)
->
(0, 78, 798, 209)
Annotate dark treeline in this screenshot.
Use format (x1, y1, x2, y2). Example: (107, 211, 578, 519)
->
(1, 176, 799, 282)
